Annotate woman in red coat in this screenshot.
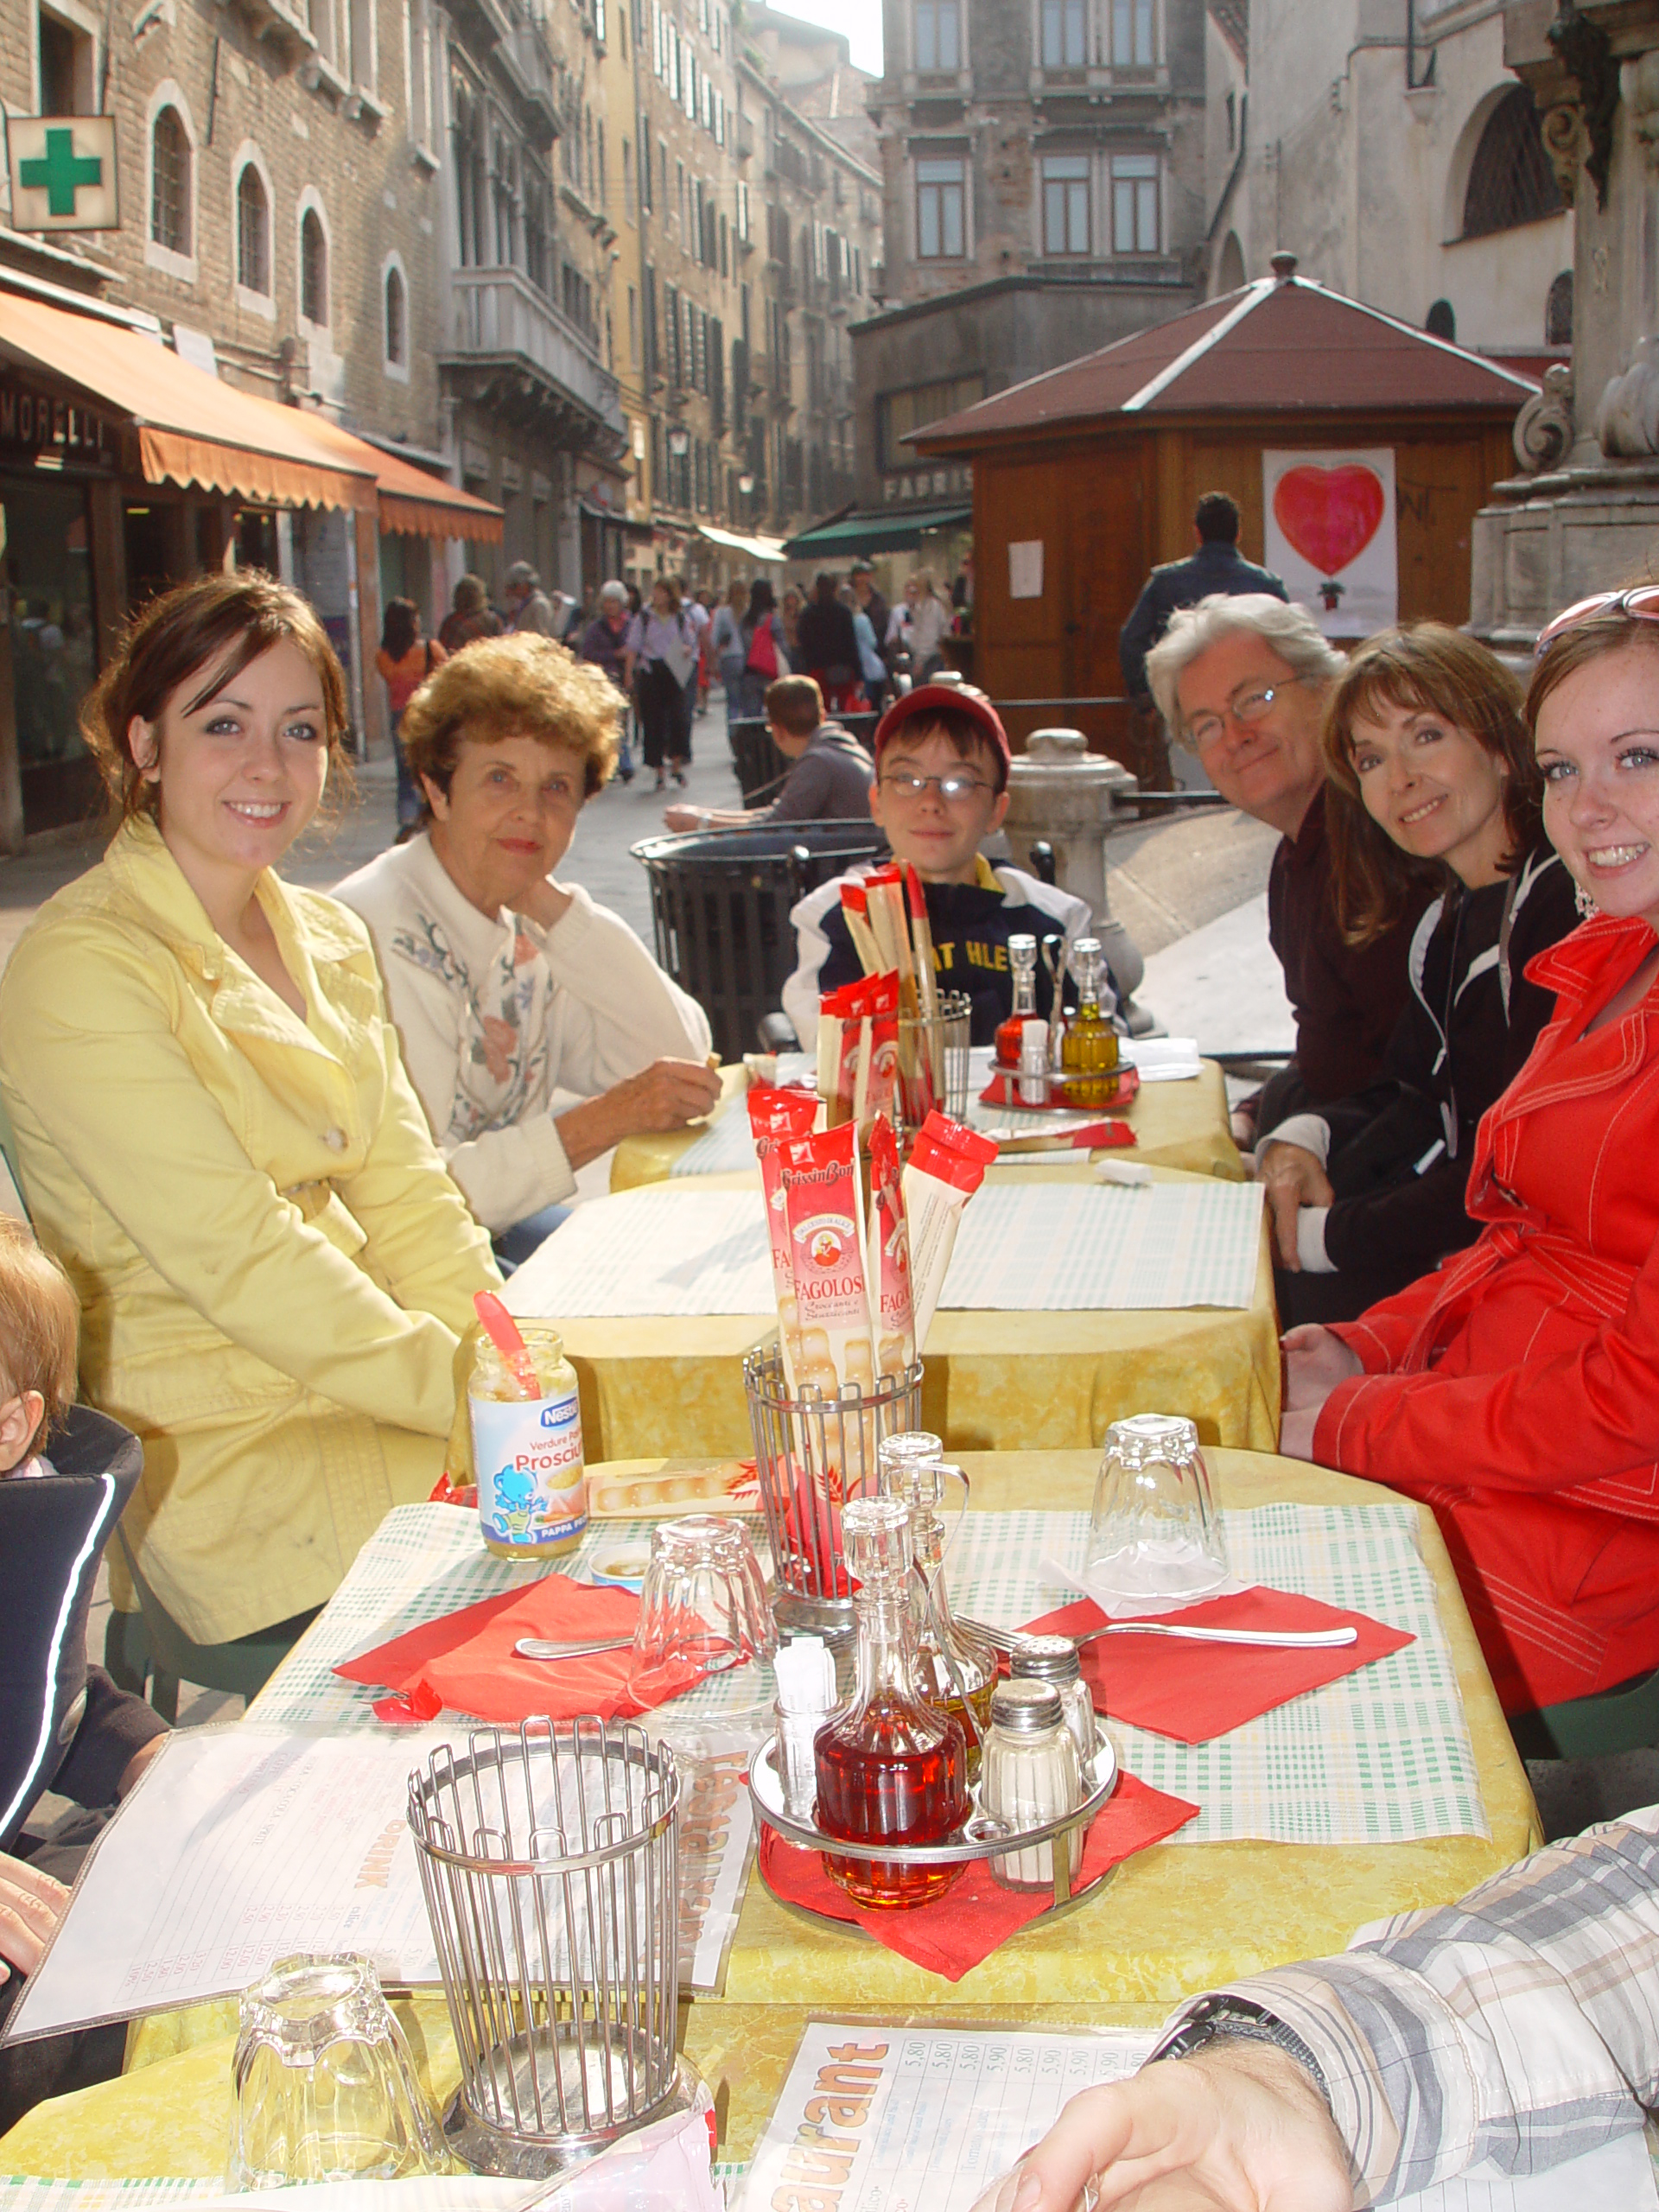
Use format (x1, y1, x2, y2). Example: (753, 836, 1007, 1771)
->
(1283, 591, 1659, 1713)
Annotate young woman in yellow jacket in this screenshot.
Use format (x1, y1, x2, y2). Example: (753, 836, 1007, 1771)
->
(0, 574, 499, 1646)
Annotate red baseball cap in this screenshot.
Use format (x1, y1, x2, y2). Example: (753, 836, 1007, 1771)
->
(872, 682, 1013, 792)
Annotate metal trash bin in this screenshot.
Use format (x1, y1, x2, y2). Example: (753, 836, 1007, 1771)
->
(632, 821, 888, 1062)
(727, 713, 877, 804)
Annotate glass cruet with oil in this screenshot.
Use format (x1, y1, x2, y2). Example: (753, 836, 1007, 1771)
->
(880, 1455, 996, 1779)
(1060, 937, 1121, 1108)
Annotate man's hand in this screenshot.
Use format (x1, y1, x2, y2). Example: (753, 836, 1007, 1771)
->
(1281, 1325, 1363, 1411)
(1258, 1142, 1335, 1270)
(555, 1058, 724, 1171)
(0, 1853, 68, 1984)
(968, 2043, 1353, 2212)
(118, 1734, 167, 1798)
(664, 804, 706, 833)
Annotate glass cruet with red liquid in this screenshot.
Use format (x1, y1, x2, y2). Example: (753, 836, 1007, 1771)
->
(812, 1495, 969, 1908)
(994, 933, 1040, 1071)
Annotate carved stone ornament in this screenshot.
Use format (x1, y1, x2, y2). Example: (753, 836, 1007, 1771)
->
(1634, 50, 1659, 171)
(1515, 362, 1575, 473)
(1548, 2, 1618, 212)
(1540, 99, 1588, 207)
(1597, 339, 1659, 458)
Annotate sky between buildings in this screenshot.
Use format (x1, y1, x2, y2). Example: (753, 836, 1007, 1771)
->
(766, 0, 882, 77)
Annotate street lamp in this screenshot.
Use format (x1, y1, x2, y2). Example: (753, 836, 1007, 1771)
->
(667, 427, 690, 457)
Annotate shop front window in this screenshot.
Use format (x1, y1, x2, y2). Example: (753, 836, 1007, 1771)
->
(2, 474, 98, 819)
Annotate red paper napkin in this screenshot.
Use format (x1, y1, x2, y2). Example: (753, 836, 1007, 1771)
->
(978, 1064, 1141, 1113)
(1020, 1586, 1414, 1745)
(334, 1576, 701, 1726)
(758, 1770, 1197, 1983)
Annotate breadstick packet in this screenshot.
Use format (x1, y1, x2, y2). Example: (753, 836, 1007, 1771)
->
(749, 1085, 821, 1385)
(901, 1112, 1000, 1349)
(866, 1112, 916, 1376)
(776, 1120, 874, 1395)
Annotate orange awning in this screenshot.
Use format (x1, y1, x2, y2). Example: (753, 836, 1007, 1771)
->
(0, 291, 376, 511)
(278, 407, 505, 543)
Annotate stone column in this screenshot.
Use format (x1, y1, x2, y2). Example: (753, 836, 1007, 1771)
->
(1473, 3, 1659, 649)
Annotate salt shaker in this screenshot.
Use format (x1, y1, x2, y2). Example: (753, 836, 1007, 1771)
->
(1009, 1633, 1097, 1765)
(1019, 1020, 1049, 1104)
(980, 1679, 1084, 1892)
(773, 1636, 837, 1821)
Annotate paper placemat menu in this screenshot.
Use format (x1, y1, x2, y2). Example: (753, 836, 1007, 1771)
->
(508, 1175, 1261, 1317)
(938, 1179, 1263, 1310)
(736, 2022, 1656, 2212)
(505, 1187, 772, 1318)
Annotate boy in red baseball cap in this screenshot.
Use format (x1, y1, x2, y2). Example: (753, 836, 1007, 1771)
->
(782, 681, 1096, 1046)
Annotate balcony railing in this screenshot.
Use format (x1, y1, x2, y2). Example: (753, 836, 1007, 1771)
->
(445, 264, 625, 439)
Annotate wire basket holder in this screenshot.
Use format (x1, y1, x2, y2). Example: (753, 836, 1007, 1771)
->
(897, 987, 971, 1143)
(406, 1720, 702, 2180)
(743, 1342, 924, 1642)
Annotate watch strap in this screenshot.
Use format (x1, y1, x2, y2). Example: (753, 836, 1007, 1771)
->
(1148, 1993, 1332, 2105)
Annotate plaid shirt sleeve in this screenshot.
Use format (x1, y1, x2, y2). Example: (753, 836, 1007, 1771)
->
(1160, 1805, 1659, 2202)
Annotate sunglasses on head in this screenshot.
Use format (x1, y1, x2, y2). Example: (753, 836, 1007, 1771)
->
(1534, 585, 1659, 656)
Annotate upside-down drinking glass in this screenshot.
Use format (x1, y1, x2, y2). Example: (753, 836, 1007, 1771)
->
(1084, 1414, 1228, 1605)
(226, 1953, 448, 2190)
(628, 1515, 778, 1706)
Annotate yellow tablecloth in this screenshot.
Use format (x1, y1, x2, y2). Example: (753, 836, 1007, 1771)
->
(550, 1167, 1281, 1462)
(612, 1058, 1244, 1190)
(0, 1450, 1538, 2178)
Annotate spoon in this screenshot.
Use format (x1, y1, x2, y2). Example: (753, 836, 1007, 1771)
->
(961, 1615, 1357, 1653)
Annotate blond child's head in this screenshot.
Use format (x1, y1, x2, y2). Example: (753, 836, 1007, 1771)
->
(0, 1219, 78, 1473)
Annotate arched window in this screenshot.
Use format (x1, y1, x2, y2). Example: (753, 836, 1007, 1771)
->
(1425, 297, 1456, 342)
(301, 206, 328, 325)
(385, 264, 406, 365)
(1462, 86, 1562, 238)
(237, 163, 270, 295)
(149, 105, 191, 255)
(1547, 268, 1573, 346)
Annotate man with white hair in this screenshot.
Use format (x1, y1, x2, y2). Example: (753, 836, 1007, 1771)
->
(1146, 595, 1433, 1116)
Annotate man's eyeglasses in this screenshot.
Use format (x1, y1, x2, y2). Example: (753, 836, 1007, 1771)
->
(879, 770, 994, 802)
(1534, 585, 1659, 657)
(1185, 682, 1297, 753)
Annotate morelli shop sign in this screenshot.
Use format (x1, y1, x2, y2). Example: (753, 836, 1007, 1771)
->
(0, 376, 118, 468)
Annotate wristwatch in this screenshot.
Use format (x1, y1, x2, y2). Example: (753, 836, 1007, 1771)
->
(1147, 1993, 1332, 2104)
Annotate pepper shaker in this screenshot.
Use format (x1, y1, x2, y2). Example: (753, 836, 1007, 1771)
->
(1009, 1633, 1097, 1764)
(980, 1679, 1084, 1891)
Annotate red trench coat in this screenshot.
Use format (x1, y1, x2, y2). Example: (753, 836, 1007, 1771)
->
(1315, 914, 1659, 1713)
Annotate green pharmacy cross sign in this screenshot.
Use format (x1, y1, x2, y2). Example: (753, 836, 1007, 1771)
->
(8, 115, 119, 232)
(20, 128, 104, 217)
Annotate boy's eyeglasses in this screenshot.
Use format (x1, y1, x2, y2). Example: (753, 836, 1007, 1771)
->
(1185, 682, 1296, 753)
(879, 771, 995, 803)
(1534, 585, 1659, 657)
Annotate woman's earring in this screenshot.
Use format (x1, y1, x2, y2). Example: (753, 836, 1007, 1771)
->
(1575, 880, 1599, 920)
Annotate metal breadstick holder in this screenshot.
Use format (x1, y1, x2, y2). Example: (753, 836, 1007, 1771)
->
(406, 1720, 703, 2179)
(896, 986, 972, 1145)
(742, 1341, 924, 1663)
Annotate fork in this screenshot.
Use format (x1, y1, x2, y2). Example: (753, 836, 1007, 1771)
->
(960, 1614, 1357, 1653)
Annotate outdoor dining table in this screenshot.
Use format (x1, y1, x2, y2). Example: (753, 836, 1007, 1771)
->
(0, 1448, 1538, 2182)
(505, 1164, 1282, 1461)
(610, 1055, 1245, 1192)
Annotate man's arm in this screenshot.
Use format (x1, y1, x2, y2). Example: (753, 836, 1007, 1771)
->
(976, 1808, 1659, 2211)
(1117, 575, 1166, 700)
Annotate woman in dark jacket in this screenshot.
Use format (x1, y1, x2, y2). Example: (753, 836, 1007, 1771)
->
(735, 580, 788, 720)
(1259, 623, 1580, 1325)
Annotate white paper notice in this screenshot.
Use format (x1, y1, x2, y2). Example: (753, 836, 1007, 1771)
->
(737, 2022, 1659, 2212)
(1007, 540, 1044, 599)
(10, 1720, 751, 2040)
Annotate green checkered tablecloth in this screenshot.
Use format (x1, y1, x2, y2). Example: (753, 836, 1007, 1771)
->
(256, 1502, 1485, 1849)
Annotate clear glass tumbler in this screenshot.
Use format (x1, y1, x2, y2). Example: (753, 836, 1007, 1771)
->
(226, 1953, 448, 2190)
(1085, 1413, 1228, 1605)
(628, 1515, 778, 1703)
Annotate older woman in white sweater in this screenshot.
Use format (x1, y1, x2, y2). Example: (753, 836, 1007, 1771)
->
(336, 634, 718, 1264)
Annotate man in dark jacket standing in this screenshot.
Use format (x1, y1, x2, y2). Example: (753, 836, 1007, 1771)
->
(1120, 493, 1288, 784)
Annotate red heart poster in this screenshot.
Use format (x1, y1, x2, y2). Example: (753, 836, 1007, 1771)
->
(1263, 448, 1397, 634)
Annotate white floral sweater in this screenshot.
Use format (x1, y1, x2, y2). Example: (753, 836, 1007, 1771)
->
(334, 835, 711, 1230)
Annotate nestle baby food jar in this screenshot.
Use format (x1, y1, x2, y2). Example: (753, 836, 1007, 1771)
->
(469, 1324, 587, 1561)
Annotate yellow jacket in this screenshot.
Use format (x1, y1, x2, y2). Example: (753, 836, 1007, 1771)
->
(0, 817, 499, 1643)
